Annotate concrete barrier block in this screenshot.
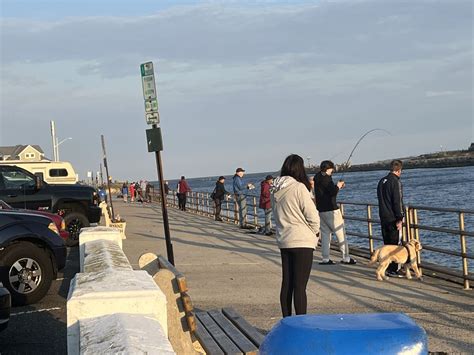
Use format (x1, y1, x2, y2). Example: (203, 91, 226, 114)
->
(79, 226, 122, 264)
(82, 239, 132, 273)
(67, 270, 168, 355)
(80, 313, 175, 355)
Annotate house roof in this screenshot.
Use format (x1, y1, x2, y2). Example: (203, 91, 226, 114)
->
(0, 145, 45, 160)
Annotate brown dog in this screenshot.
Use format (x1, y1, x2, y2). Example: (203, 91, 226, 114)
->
(368, 239, 423, 281)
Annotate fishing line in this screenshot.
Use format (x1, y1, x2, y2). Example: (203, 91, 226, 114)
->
(339, 128, 392, 181)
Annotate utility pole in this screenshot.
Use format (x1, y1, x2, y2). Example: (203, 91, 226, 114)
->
(50, 121, 57, 161)
(101, 135, 115, 220)
(140, 61, 174, 265)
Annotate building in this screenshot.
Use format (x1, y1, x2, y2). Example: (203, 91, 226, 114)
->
(0, 145, 48, 162)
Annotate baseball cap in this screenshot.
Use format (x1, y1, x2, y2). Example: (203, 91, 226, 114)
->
(218, 176, 226, 180)
(236, 168, 245, 173)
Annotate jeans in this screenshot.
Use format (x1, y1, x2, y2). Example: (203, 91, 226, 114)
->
(319, 209, 350, 262)
(236, 194, 247, 226)
(264, 208, 272, 233)
(214, 198, 222, 219)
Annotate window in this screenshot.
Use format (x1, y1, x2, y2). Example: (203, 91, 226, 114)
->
(2, 170, 36, 190)
(49, 169, 68, 177)
(25, 153, 36, 159)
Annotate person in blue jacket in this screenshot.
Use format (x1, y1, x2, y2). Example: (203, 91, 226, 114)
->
(233, 168, 254, 229)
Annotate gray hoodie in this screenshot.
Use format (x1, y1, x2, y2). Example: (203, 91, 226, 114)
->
(271, 176, 320, 249)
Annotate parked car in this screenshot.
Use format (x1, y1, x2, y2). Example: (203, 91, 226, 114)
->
(0, 165, 101, 246)
(0, 282, 10, 331)
(0, 210, 67, 306)
(0, 199, 69, 243)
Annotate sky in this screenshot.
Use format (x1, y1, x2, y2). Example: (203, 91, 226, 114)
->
(1, 0, 472, 181)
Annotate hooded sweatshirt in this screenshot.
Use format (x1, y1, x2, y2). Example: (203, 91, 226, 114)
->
(271, 176, 320, 249)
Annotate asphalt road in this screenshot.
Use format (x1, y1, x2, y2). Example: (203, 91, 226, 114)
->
(0, 246, 79, 354)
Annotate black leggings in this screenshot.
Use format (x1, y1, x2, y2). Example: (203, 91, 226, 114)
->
(280, 248, 314, 317)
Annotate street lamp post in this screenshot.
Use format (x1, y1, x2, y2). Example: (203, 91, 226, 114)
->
(55, 137, 72, 161)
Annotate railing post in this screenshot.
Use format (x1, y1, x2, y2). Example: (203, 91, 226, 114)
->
(234, 197, 238, 225)
(412, 208, 422, 268)
(253, 196, 258, 227)
(403, 206, 411, 243)
(459, 212, 470, 290)
(367, 204, 374, 254)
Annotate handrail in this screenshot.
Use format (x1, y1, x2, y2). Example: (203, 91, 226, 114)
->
(152, 189, 472, 289)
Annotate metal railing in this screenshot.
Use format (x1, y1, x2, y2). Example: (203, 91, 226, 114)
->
(151, 189, 473, 289)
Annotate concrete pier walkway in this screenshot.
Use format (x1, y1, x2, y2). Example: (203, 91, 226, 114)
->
(117, 202, 473, 354)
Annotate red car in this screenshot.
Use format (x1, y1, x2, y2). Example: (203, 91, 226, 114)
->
(0, 200, 69, 242)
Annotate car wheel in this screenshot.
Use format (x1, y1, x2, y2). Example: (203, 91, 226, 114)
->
(64, 212, 90, 247)
(0, 242, 54, 306)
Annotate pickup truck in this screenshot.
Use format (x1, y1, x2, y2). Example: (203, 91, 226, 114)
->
(0, 165, 101, 246)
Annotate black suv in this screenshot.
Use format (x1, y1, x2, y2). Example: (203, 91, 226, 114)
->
(0, 210, 67, 305)
(0, 165, 101, 245)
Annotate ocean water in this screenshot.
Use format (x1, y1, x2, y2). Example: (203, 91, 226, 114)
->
(160, 166, 474, 272)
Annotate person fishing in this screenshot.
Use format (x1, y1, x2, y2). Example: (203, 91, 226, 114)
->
(314, 160, 356, 265)
(233, 168, 255, 229)
(259, 175, 274, 235)
(212, 176, 228, 221)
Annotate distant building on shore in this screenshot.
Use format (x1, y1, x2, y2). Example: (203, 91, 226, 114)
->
(0, 145, 48, 162)
(469, 143, 474, 152)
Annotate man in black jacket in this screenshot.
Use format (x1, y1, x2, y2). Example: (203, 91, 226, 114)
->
(377, 159, 404, 277)
(213, 176, 228, 221)
(314, 160, 356, 265)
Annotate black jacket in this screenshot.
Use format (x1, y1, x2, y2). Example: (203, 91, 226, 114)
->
(314, 172, 339, 212)
(377, 172, 404, 223)
(214, 181, 227, 200)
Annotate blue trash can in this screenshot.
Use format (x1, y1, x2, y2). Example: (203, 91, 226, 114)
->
(260, 313, 427, 355)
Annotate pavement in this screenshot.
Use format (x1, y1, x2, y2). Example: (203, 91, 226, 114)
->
(118, 201, 474, 354)
(0, 246, 78, 354)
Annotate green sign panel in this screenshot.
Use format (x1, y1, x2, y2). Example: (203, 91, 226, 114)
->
(140, 62, 154, 77)
(145, 98, 159, 113)
(142, 74, 156, 99)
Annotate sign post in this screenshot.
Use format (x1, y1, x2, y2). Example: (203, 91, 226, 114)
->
(140, 61, 175, 265)
(101, 134, 115, 221)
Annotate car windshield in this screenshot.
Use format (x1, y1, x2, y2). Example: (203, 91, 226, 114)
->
(0, 200, 13, 209)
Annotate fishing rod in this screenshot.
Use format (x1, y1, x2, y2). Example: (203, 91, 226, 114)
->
(339, 128, 392, 181)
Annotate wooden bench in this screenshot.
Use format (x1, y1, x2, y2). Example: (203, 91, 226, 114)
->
(140, 254, 264, 355)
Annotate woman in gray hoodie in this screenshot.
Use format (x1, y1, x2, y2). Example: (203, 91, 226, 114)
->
(272, 154, 320, 317)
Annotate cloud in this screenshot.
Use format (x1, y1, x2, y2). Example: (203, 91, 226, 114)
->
(1, 1, 472, 179)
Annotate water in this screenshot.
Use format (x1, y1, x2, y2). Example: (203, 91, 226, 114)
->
(158, 166, 474, 271)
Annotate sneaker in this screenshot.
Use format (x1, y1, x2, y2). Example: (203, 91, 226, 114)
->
(341, 258, 357, 265)
(319, 260, 335, 265)
(264, 231, 274, 236)
(240, 225, 254, 230)
(215, 217, 223, 222)
(386, 270, 403, 278)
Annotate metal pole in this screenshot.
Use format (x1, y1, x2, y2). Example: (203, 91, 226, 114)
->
(412, 208, 422, 267)
(101, 135, 115, 220)
(404, 206, 411, 243)
(153, 133, 174, 265)
(50, 121, 57, 161)
(459, 212, 470, 289)
(367, 204, 374, 254)
(253, 196, 258, 226)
